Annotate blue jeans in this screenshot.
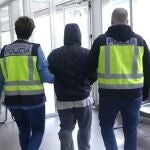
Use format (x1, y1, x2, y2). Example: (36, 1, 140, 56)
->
(58, 105, 92, 150)
(9, 105, 45, 150)
(99, 92, 142, 150)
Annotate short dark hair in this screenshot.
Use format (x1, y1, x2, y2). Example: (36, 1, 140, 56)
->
(111, 8, 128, 25)
(15, 16, 35, 40)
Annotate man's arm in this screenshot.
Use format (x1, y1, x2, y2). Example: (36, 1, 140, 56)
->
(37, 47, 54, 83)
(143, 40, 150, 100)
(47, 50, 56, 74)
(0, 68, 4, 98)
(84, 39, 100, 83)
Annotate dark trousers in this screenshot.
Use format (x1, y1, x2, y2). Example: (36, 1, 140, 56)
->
(99, 92, 142, 150)
(58, 105, 92, 150)
(9, 105, 45, 150)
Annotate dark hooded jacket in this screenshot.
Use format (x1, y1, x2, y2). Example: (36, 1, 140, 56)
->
(87, 25, 150, 99)
(47, 24, 97, 101)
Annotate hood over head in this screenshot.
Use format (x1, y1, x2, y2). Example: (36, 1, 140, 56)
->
(64, 23, 81, 46)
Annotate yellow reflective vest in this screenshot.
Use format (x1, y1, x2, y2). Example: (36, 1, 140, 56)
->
(0, 42, 44, 96)
(97, 44, 144, 89)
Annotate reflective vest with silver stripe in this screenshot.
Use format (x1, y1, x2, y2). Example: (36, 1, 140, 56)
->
(0, 42, 44, 96)
(97, 44, 144, 89)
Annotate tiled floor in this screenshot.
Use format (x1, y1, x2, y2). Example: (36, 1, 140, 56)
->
(0, 109, 150, 150)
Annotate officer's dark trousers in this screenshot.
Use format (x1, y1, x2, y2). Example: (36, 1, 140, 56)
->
(58, 105, 92, 150)
(99, 92, 142, 150)
(9, 105, 45, 150)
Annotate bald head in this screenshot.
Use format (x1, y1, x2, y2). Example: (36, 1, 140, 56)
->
(111, 8, 128, 25)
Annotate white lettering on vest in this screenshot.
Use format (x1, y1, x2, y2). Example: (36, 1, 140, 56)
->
(106, 37, 137, 46)
(4, 43, 32, 56)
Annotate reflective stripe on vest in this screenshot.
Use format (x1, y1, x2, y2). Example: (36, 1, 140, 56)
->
(0, 43, 44, 96)
(97, 45, 144, 89)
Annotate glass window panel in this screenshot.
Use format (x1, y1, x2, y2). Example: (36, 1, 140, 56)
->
(102, 0, 130, 32)
(32, 0, 55, 115)
(55, 4, 89, 48)
(112, 0, 130, 9)
(112, 0, 130, 24)
(34, 14, 51, 57)
(55, 11, 64, 48)
(102, 0, 112, 33)
(65, 5, 89, 48)
(1, 32, 11, 46)
(56, 0, 71, 5)
(133, 0, 150, 47)
(0, 6, 11, 47)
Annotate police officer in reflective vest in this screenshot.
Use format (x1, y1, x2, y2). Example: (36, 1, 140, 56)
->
(0, 16, 54, 150)
(86, 8, 150, 150)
